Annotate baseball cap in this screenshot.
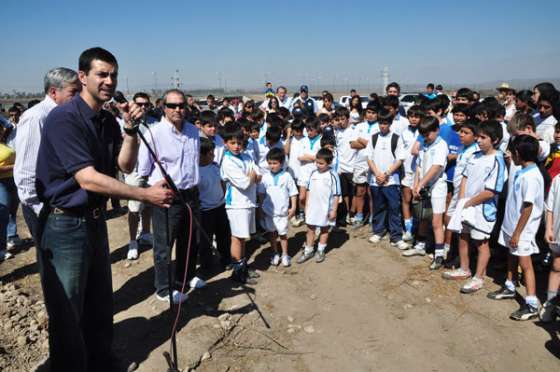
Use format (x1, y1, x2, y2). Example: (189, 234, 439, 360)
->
(300, 85, 309, 93)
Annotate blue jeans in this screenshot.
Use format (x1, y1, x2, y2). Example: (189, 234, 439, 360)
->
(38, 211, 114, 371)
(371, 185, 403, 242)
(0, 178, 17, 250)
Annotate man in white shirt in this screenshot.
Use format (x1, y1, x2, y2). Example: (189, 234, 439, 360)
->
(259, 86, 293, 112)
(14, 67, 79, 242)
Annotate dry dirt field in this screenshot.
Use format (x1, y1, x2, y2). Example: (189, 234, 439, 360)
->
(1, 209, 559, 372)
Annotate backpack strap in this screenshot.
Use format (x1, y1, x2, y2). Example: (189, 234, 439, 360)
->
(371, 132, 379, 149)
(390, 133, 399, 158)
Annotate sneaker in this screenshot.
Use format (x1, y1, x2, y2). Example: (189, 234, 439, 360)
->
(346, 215, 354, 225)
(231, 267, 258, 285)
(351, 220, 363, 230)
(402, 247, 426, 257)
(137, 232, 153, 245)
(155, 290, 188, 304)
(0, 250, 14, 261)
(291, 217, 304, 227)
(270, 254, 281, 266)
(7, 236, 23, 249)
(127, 240, 139, 260)
(297, 249, 314, 264)
(539, 300, 558, 322)
(281, 255, 291, 267)
(315, 250, 326, 263)
(402, 231, 413, 242)
(189, 276, 206, 289)
(487, 286, 516, 300)
(368, 234, 383, 244)
(442, 268, 471, 280)
(430, 256, 444, 270)
(460, 277, 484, 294)
(390, 240, 410, 250)
(510, 303, 539, 321)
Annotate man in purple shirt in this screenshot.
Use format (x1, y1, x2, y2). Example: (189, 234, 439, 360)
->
(137, 89, 201, 304)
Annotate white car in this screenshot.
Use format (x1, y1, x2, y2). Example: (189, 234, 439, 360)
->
(399, 93, 418, 113)
(339, 95, 370, 109)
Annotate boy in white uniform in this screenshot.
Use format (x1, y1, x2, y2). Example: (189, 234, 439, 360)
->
(297, 118, 322, 224)
(284, 119, 306, 226)
(198, 110, 225, 165)
(443, 121, 507, 292)
(366, 109, 408, 249)
(403, 116, 448, 270)
(221, 123, 261, 284)
(258, 148, 298, 267)
(540, 173, 560, 322)
(490, 135, 543, 320)
(334, 107, 356, 225)
(297, 148, 341, 264)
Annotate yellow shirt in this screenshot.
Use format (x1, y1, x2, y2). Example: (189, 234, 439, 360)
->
(0, 143, 15, 179)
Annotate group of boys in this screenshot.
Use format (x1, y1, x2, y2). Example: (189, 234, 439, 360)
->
(182, 83, 560, 322)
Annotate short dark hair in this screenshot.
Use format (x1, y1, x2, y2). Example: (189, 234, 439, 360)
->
(386, 82, 401, 93)
(221, 122, 244, 142)
(459, 119, 479, 135)
(217, 108, 235, 122)
(320, 135, 336, 148)
(79, 47, 118, 74)
(133, 92, 150, 102)
(236, 118, 251, 130)
(291, 119, 305, 132)
(478, 120, 503, 146)
(418, 116, 440, 136)
(377, 108, 393, 124)
(200, 137, 216, 155)
(407, 105, 424, 118)
(512, 135, 539, 162)
(316, 148, 334, 164)
(451, 103, 470, 116)
(436, 84, 443, 91)
(427, 83, 435, 90)
(382, 95, 400, 109)
(318, 113, 330, 123)
(265, 147, 285, 163)
(265, 125, 282, 143)
(305, 117, 321, 131)
(456, 88, 475, 103)
(334, 106, 350, 119)
(365, 101, 380, 113)
(199, 110, 217, 126)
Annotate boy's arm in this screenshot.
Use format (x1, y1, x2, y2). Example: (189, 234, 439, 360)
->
(458, 176, 467, 199)
(222, 159, 252, 190)
(545, 210, 555, 244)
(464, 190, 495, 208)
(288, 195, 297, 219)
(283, 129, 292, 155)
(509, 202, 533, 248)
(329, 195, 340, 221)
(416, 164, 443, 190)
(350, 140, 366, 150)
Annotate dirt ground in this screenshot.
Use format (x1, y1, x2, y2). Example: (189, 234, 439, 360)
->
(1, 209, 559, 372)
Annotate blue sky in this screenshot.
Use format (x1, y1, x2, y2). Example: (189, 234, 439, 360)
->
(1, 0, 559, 92)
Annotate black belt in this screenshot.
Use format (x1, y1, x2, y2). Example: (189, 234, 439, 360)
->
(50, 206, 104, 219)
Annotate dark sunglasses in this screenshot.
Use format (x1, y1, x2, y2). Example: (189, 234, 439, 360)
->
(165, 103, 185, 110)
(135, 102, 150, 107)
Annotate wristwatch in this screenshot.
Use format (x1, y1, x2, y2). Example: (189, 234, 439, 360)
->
(123, 124, 138, 136)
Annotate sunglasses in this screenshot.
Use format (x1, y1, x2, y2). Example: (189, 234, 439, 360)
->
(135, 102, 150, 107)
(165, 103, 185, 110)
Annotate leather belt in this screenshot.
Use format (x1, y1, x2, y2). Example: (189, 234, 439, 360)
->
(51, 207, 104, 219)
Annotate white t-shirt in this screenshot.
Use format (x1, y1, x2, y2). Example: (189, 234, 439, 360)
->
(199, 163, 224, 211)
(306, 168, 341, 227)
(299, 135, 322, 183)
(507, 140, 549, 191)
(391, 113, 410, 135)
(256, 137, 284, 175)
(545, 175, 560, 243)
(335, 126, 357, 174)
(462, 151, 507, 234)
(417, 136, 449, 189)
(400, 125, 419, 174)
(221, 151, 259, 209)
(244, 138, 260, 163)
(287, 136, 305, 181)
(366, 132, 405, 187)
(499, 121, 511, 153)
(453, 142, 479, 191)
(536, 115, 558, 144)
(501, 164, 544, 244)
(351, 121, 379, 167)
(258, 170, 298, 217)
(213, 134, 225, 165)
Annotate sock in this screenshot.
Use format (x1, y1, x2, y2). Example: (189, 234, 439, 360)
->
(443, 243, 450, 252)
(434, 243, 444, 257)
(504, 280, 515, 292)
(354, 213, 363, 222)
(404, 219, 413, 233)
(304, 245, 314, 255)
(525, 295, 539, 308)
(416, 240, 426, 249)
(547, 291, 557, 301)
(298, 211, 304, 219)
(318, 243, 327, 253)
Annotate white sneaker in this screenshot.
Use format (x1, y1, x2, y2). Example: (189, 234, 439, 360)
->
(368, 234, 383, 244)
(156, 290, 188, 304)
(271, 254, 281, 266)
(402, 247, 426, 257)
(346, 215, 354, 225)
(189, 276, 206, 289)
(127, 240, 139, 260)
(402, 231, 413, 242)
(391, 240, 410, 250)
(0, 250, 14, 261)
(137, 232, 153, 245)
(7, 237, 23, 249)
(281, 255, 291, 267)
(291, 217, 304, 227)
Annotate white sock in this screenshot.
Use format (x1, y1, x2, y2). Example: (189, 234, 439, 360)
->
(304, 245, 314, 255)
(318, 243, 327, 253)
(505, 280, 515, 292)
(525, 295, 539, 308)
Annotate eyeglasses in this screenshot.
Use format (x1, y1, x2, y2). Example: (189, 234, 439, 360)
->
(165, 103, 186, 110)
(135, 102, 150, 107)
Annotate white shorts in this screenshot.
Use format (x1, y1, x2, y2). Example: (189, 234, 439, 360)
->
(430, 181, 447, 214)
(498, 230, 539, 257)
(124, 172, 146, 213)
(401, 171, 414, 188)
(352, 165, 368, 185)
(446, 193, 459, 218)
(462, 224, 491, 241)
(261, 215, 289, 236)
(226, 208, 256, 239)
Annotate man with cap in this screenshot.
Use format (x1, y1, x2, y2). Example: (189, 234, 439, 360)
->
(496, 82, 517, 120)
(292, 85, 318, 116)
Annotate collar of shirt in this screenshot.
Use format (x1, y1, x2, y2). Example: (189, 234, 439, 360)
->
(42, 95, 58, 112)
(423, 136, 442, 150)
(513, 163, 537, 184)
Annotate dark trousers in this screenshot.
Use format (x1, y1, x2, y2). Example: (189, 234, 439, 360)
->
(38, 212, 113, 371)
(152, 188, 199, 296)
(199, 204, 231, 269)
(371, 185, 403, 242)
(22, 204, 40, 245)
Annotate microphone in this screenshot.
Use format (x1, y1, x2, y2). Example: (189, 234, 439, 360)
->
(113, 91, 147, 128)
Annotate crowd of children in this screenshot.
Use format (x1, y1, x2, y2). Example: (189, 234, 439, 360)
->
(191, 82, 560, 322)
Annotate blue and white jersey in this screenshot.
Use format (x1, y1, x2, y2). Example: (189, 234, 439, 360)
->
(417, 136, 449, 188)
(462, 150, 507, 234)
(256, 137, 285, 174)
(400, 125, 419, 174)
(452, 142, 479, 191)
(439, 123, 462, 182)
(502, 164, 543, 243)
(221, 151, 259, 209)
(335, 126, 356, 173)
(244, 137, 260, 163)
(391, 113, 410, 135)
(351, 121, 379, 166)
(306, 168, 341, 227)
(299, 135, 323, 182)
(258, 170, 298, 217)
